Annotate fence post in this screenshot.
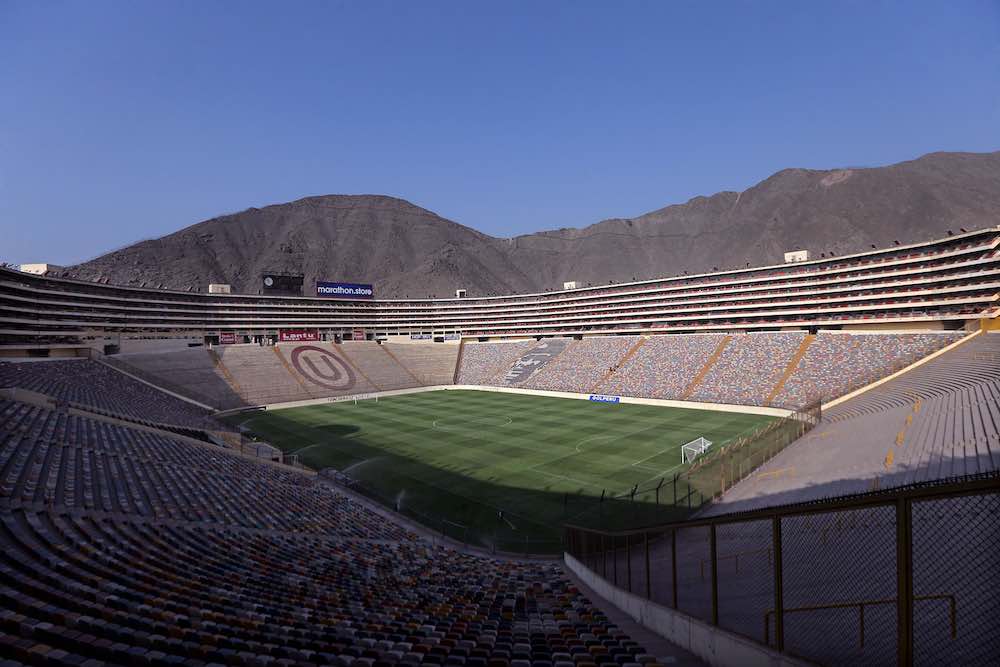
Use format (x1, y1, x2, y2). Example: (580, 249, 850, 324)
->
(671, 528, 678, 610)
(602, 534, 607, 579)
(710, 524, 719, 626)
(613, 535, 619, 586)
(897, 497, 914, 667)
(644, 531, 651, 600)
(626, 534, 632, 593)
(772, 516, 784, 651)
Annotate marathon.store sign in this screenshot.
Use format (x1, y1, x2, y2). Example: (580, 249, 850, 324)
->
(316, 281, 375, 300)
(279, 329, 320, 342)
(589, 394, 621, 404)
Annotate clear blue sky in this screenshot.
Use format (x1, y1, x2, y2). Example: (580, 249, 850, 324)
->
(2, 1, 998, 265)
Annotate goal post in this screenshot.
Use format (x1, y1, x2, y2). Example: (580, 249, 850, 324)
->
(681, 437, 713, 464)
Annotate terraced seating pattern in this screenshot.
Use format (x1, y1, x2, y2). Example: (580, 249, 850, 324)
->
(0, 398, 666, 667)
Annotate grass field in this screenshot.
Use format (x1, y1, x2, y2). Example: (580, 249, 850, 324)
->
(233, 389, 774, 552)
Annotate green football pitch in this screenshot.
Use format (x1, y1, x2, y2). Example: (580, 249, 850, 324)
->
(233, 389, 774, 552)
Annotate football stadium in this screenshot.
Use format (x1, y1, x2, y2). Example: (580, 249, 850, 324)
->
(1, 225, 998, 666)
(4, 4, 1000, 666)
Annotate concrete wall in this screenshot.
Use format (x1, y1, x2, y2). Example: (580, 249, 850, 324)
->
(564, 553, 811, 667)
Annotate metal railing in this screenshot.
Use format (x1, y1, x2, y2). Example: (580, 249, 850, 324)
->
(565, 472, 1000, 666)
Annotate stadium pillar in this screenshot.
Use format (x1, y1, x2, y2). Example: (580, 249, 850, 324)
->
(710, 524, 719, 626)
(644, 532, 651, 599)
(602, 535, 607, 579)
(772, 516, 785, 651)
(897, 497, 914, 666)
(626, 535, 632, 593)
(670, 529, 678, 610)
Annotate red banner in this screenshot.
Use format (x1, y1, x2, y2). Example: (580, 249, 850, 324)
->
(352, 328, 366, 341)
(279, 329, 320, 342)
(218, 332, 237, 344)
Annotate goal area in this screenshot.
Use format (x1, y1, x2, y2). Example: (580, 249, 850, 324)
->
(681, 437, 713, 464)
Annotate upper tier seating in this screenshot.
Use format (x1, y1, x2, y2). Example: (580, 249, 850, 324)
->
(0, 399, 662, 667)
(706, 332, 1000, 513)
(0, 359, 219, 430)
(602, 334, 724, 400)
(524, 337, 639, 393)
(456, 340, 535, 385)
(115, 347, 247, 410)
(383, 343, 460, 385)
(772, 332, 965, 407)
(688, 333, 806, 406)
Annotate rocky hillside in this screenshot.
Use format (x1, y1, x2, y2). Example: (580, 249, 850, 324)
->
(64, 150, 1000, 297)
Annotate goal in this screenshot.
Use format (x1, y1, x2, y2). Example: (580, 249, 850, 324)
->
(681, 437, 713, 464)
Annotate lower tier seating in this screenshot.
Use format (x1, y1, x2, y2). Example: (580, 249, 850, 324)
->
(0, 359, 220, 430)
(705, 332, 1000, 513)
(0, 399, 664, 667)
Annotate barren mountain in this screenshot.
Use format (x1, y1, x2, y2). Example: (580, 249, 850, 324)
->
(64, 150, 1000, 298)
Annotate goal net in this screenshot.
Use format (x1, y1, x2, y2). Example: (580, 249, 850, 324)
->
(681, 437, 713, 464)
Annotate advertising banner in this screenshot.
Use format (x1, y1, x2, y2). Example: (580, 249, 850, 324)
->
(589, 394, 621, 404)
(351, 328, 367, 341)
(316, 281, 375, 300)
(218, 332, 237, 345)
(410, 333, 432, 340)
(279, 329, 320, 342)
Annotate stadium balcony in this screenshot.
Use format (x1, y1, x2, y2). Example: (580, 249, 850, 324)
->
(0, 227, 996, 350)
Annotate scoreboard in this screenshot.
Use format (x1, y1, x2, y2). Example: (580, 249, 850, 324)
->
(261, 274, 304, 296)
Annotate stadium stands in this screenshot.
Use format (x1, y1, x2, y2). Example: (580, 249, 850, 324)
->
(217, 344, 318, 406)
(0, 397, 668, 667)
(384, 343, 460, 386)
(687, 333, 806, 406)
(524, 337, 639, 393)
(2, 227, 997, 346)
(771, 332, 965, 407)
(0, 359, 219, 430)
(705, 332, 1000, 513)
(456, 340, 535, 385)
(114, 347, 247, 410)
(340, 341, 423, 391)
(601, 334, 725, 400)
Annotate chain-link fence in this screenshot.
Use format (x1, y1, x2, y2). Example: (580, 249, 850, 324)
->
(565, 472, 1000, 667)
(564, 401, 822, 533)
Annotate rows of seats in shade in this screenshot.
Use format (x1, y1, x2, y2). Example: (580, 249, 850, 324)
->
(0, 401, 408, 539)
(772, 332, 966, 408)
(0, 401, 664, 667)
(523, 338, 638, 393)
(0, 360, 219, 430)
(456, 341, 535, 385)
(687, 333, 806, 406)
(0, 510, 659, 667)
(383, 344, 460, 386)
(340, 342, 422, 391)
(601, 335, 723, 400)
(706, 333, 1000, 512)
(113, 348, 247, 410)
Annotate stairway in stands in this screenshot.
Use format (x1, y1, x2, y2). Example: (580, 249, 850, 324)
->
(765, 334, 815, 406)
(592, 336, 647, 393)
(682, 335, 731, 399)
